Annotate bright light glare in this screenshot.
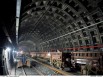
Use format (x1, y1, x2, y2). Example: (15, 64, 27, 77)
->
(6, 47, 11, 51)
(20, 51, 24, 54)
(47, 52, 51, 56)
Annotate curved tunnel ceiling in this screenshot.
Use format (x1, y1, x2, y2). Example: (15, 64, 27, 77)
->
(18, 0, 103, 51)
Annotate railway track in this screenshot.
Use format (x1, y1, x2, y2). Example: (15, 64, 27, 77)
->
(28, 57, 73, 75)
(15, 66, 44, 75)
(15, 67, 24, 75)
(32, 61, 58, 75)
(32, 66, 44, 75)
(22, 67, 26, 75)
(15, 56, 73, 76)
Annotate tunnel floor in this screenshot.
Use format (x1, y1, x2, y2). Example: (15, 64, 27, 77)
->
(10, 57, 80, 76)
(10, 58, 45, 75)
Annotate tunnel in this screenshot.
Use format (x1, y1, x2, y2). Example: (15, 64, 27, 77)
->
(0, 0, 103, 76)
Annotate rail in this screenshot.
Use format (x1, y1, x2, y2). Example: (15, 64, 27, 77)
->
(32, 66, 44, 75)
(22, 67, 27, 75)
(28, 57, 73, 75)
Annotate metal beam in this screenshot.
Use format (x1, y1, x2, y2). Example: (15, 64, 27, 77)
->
(16, 0, 21, 44)
(40, 20, 103, 44)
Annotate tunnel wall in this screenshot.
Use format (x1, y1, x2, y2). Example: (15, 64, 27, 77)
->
(2, 48, 14, 75)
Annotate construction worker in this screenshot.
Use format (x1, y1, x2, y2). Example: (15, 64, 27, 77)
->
(21, 53, 27, 66)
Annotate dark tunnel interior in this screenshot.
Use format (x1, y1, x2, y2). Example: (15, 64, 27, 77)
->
(0, 0, 103, 76)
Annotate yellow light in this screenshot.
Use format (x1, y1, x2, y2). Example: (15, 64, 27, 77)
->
(47, 52, 51, 56)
